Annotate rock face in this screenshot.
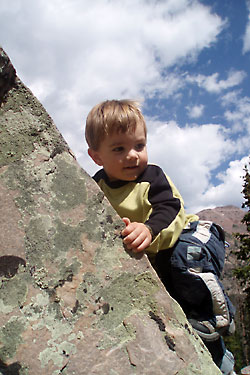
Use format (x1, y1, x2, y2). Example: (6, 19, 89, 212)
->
(0, 47, 221, 375)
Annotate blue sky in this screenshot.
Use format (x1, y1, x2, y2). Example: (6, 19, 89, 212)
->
(1, 0, 249, 213)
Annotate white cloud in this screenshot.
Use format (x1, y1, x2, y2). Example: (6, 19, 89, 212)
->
(146, 120, 236, 213)
(243, 0, 250, 53)
(0, 0, 247, 214)
(221, 92, 250, 153)
(224, 96, 250, 122)
(0, 0, 226, 177)
(220, 90, 241, 106)
(186, 104, 204, 118)
(29, 79, 55, 102)
(193, 156, 249, 213)
(0, 0, 225, 126)
(187, 70, 246, 93)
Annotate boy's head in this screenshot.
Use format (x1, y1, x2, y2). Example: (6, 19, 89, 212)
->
(85, 99, 147, 151)
(86, 100, 148, 181)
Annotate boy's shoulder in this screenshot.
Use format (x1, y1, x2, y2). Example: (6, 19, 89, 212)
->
(138, 164, 166, 182)
(92, 169, 129, 188)
(93, 168, 105, 183)
(143, 164, 164, 174)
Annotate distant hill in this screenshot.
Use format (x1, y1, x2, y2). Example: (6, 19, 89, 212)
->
(196, 205, 245, 293)
(196, 205, 246, 235)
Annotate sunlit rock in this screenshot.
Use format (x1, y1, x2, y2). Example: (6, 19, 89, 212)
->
(0, 47, 221, 375)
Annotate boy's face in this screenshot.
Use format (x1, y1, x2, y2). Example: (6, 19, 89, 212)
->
(89, 122, 148, 181)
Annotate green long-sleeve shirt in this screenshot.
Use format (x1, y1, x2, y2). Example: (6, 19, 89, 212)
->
(93, 164, 198, 255)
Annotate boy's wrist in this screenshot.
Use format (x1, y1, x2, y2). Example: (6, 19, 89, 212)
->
(144, 224, 155, 241)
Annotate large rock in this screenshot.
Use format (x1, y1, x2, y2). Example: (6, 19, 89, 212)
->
(0, 47, 221, 375)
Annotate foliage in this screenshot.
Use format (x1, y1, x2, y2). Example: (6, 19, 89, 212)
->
(234, 161, 250, 298)
(232, 160, 250, 366)
(224, 330, 245, 373)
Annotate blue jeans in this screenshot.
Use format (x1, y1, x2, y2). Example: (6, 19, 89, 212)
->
(155, 221, 235, 325)
(205, 337, 235, 374)
(155, 221, 236, 373)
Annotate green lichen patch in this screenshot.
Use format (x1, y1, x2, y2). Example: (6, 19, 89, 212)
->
(25, 216, 54, 267)
(97, 322, 136, 350)
(24, 213, 88, 292)
(51, 158, 87, 210)
(39, 344, 72, 371)
(53, 219, 85, 255)
(54, 257, 81, 287)
(25, 215, 82, 261)
(0, 272, 28, 313)
(0, 79, 69, 168)
(1, 160, 42, 215)
(0, 111, 36, 167)
(93, 244, 125, 277)
(0, 317, 26, 362)
(87, 271, 160, 350)
(22, 292, 79, 341)
(97, 272, 159, 332)
(80, 203, 124, 256)
(25, 218, 83, 290)
(43, 257, 80, 291)
(20, 292, 79, 371)
(77, 272, 102, 306)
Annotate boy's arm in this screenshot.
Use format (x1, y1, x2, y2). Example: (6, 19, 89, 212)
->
(125, 165, 189, 253)
(144, 167, 184, 237)
(145, 168, 188, 252)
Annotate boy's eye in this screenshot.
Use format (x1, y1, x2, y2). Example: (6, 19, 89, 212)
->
(112, 146, 124, 152)
(135, 143, 145, 151)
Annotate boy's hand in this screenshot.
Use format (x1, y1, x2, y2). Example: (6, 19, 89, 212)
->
(121, 217, 152, 252)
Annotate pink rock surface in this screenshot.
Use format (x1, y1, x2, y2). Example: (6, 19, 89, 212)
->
(0, 47, 221, 374)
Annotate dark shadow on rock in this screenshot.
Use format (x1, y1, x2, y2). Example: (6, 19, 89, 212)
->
(0, 48, 16, 105)
(0, 359, 21, 375)
(123, 245, 144, 260)
(0, 256, 26, 278)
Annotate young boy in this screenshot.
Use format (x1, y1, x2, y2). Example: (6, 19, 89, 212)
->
(85, 99, 236, 374)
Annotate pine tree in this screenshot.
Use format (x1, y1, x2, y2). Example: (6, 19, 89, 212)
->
(234, 161, 250, 299)
(233, 160, 250, 366)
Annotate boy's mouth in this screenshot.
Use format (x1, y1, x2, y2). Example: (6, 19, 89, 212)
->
(124, 165, 138, 170)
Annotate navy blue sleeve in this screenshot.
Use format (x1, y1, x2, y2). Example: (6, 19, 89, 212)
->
(140, 166, 182, 236)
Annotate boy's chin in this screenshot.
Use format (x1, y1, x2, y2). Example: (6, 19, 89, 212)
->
(108, 173, 138, 182)
(122, 171, 143, 181)
(107, 165, 146, 181)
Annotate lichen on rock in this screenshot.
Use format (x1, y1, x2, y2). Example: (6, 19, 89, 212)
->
(0, 46, 222, 375)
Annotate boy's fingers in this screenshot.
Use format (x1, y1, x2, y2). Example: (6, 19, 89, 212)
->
(121, 226, 131, 237)
(123, 225, 142, 243)
(122, 217, 131, 226)
(121, 218, 134, 236)
(122, 232, 135, 243)
(124, 231, 146, 248)
(136, 237, 151, 251)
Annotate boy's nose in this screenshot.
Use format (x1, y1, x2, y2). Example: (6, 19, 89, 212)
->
(127, 149, 138, 160)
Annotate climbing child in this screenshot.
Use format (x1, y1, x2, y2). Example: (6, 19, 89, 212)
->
(85, 99, 236, 375)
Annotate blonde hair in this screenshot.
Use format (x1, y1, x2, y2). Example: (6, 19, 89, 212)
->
(85, 99, 147, 150)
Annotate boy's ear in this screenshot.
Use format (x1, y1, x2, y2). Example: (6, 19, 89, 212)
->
(88, 148, 103, 166)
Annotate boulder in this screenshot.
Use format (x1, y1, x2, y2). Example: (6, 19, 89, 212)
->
(0, 47, 221, 375)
